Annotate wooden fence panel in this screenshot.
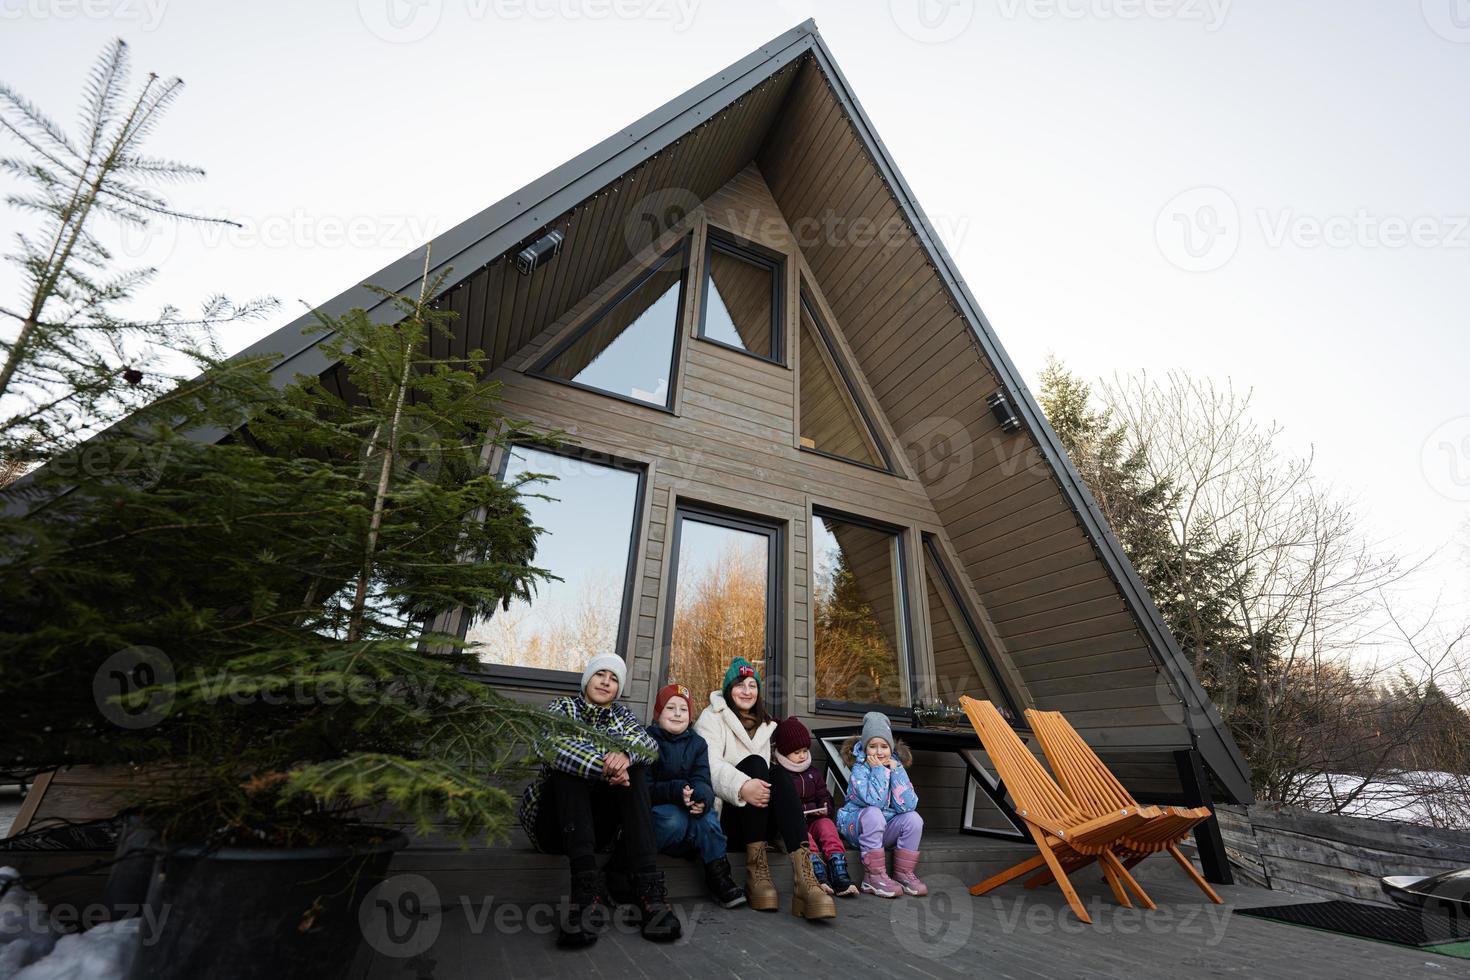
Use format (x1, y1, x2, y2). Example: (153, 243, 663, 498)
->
(1217, 803, 1470, 904)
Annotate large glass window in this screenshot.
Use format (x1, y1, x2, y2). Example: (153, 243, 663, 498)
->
(534, 244, 686, 409)
(923, 537, 1019, 717)
(664, 509, 780, 708)
(698, 234, 782, 362)
(465, 446, 642, 675)
(798, 296, 887, 469)
(812, 512, 911, 709)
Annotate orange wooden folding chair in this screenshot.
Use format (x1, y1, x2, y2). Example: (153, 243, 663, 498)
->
(1026, 708, 1223, 905)
(959, 697, 1160, 923)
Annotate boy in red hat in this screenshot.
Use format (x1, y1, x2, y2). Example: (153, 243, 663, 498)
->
(646, 682, 746, 908)
(773, 716, 857, 897)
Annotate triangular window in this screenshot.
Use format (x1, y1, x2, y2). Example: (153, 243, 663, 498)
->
(798, 294, 889, 469)
(698, 232, 783, 362)
(533, 242, 687, 409)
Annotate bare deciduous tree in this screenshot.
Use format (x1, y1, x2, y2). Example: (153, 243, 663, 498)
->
(668, 543, 768, 703)
(470, 573, 621, 675)
(1096, 371, 1469, 817)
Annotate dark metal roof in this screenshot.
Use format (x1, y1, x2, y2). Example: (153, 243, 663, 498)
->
(232, 21, 818, 390)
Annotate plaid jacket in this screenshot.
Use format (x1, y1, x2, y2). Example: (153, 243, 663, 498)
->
(517, 694, 659, 851)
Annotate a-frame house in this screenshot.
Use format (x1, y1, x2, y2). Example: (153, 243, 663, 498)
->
(18, 22, 1251, 841)
(237, 21, 1252, 809)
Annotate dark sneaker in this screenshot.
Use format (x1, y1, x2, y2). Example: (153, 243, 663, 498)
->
(630, 870, 682, 943)
(556, 870, 610, 950)
(810, 851, 833, 894)
(703, 856, 747, 909)
(827, 852, 858, 897)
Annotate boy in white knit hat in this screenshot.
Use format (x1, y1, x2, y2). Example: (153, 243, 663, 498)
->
(517, 652, 680, 948)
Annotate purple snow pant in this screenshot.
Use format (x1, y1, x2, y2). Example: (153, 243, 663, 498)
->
(856, 807, 923, 852)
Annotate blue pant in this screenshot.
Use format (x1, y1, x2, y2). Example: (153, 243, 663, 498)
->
(651, 804, 727, 863)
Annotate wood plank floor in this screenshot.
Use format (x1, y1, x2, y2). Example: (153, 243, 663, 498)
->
(351, 831, 1456, 979)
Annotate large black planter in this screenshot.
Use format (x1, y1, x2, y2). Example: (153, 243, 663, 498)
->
(127, 828, 406, 980)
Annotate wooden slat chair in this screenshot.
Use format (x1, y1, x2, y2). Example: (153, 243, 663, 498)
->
(959, 697, 1160, 923)
(1026, 709, 1223, 905)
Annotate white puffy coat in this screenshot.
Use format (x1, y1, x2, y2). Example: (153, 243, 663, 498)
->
(692, 689, 777, 813)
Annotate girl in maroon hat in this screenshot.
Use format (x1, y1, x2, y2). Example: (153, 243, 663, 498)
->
(773, 716, 857, 896)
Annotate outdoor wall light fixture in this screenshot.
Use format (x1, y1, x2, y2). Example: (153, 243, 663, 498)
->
(987, 391, 1022, 433)
(514, 229, 564, 275)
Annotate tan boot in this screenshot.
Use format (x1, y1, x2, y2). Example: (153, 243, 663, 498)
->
(789, 846, 837, 920)
(744, 841, 778, 911)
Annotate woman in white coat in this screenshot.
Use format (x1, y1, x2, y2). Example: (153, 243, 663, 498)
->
(693, 657, 836, 920)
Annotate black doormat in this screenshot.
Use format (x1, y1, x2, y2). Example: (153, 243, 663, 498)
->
(1236, 899, 1470, 951)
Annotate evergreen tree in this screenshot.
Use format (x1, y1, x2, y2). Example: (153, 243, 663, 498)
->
(0, 39, 272, 468)
(0, 257, 631, 845)
(1038, 358, 1277, 747)
(814, 550, 903, 706)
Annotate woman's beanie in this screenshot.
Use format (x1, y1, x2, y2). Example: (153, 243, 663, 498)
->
(859, 710, 894, 755)
(653, 682, 692, 717)
(720, 657, 762, 699)
(580, 652, 627, 697)
(773, 716, 811, 756)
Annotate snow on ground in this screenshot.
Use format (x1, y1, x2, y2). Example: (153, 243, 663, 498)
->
(1297, 771, 1470, 830)
(0, 869, 137, 980)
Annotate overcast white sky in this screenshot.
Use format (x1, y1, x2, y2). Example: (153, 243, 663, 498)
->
(4, 0, 1468, 639)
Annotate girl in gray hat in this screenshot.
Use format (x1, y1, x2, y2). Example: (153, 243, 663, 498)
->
(835, 711, 927, 898)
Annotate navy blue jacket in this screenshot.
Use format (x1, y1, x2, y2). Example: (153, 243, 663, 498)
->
(645, 723, 715, 809)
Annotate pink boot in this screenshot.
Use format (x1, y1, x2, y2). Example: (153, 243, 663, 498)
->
(893, 848, 928, 896)
(860, 850, 901, 898)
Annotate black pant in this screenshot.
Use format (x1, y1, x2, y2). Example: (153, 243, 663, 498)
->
(533, 765, 658, 875)
(720, 754, 807, 853)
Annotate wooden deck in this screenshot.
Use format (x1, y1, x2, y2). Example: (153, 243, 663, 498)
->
(350, 831, 1457, 979)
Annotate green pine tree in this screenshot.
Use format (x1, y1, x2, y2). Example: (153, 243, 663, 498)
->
(0, 254, 637, 845)
(0, 39, 273, 468)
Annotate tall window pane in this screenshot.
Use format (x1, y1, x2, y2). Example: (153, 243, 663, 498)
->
(924, 541, 1017, 715)
(798, 300, 884, 468)
(700, 240, 779, 360)
(812, 514, 909, 707)
(466, 447, 640, 673)
(538, 250, 683, 408)
(667, 516, 772, 702)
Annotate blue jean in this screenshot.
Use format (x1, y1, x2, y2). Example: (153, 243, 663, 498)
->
(652, 804, 728, 863)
